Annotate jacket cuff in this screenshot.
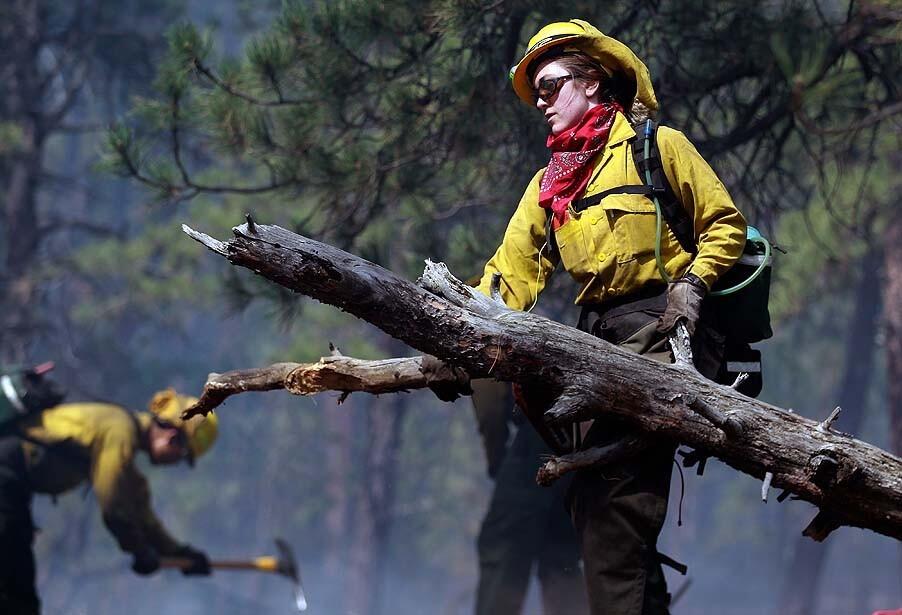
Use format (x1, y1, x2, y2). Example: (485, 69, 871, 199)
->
(681, 272, 708, 292)
(686, 265, 716, 290)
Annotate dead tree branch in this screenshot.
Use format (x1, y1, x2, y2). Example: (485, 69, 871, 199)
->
(184, 356, 440, 418)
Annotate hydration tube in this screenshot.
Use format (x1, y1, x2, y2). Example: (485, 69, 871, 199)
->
(643, 120, 772, 297)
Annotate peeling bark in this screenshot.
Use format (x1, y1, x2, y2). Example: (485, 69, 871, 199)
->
(182, 221, 902, 542)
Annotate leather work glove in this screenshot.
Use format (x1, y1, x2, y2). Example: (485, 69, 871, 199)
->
(174, 544, 212, 576)
(131, 547, 161, 576)
(657, 273, 707, 336)
(419, 355, 473, 402)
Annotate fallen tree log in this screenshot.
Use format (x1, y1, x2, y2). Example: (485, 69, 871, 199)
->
(182, 219, 902, 542)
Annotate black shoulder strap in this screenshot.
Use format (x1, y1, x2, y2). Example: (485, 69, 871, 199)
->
(632, 121, 697, 254)
(572, 185, 653, 212)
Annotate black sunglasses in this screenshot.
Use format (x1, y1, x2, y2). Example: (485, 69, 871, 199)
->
(534, 74, 574, 102)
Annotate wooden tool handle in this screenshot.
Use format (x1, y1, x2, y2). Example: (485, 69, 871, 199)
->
(159, 556, 278, 572)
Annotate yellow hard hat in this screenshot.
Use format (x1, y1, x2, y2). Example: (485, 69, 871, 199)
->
(148, 388, 218, 464)
(510, 19, 658, 112)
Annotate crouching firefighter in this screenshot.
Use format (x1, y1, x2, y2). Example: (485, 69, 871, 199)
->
(472, 19, 766, 615)
(0, 380, 218, 615)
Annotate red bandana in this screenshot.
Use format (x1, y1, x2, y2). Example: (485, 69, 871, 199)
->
(539, 102, 623, 229)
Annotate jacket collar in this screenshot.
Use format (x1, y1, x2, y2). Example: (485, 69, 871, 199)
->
(585, 111, 635, 184)
(606, 111, 636, 148)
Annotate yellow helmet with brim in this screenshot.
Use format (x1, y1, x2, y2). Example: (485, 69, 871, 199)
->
(510, 19, 658, 113)
(148, 388, 218, 464)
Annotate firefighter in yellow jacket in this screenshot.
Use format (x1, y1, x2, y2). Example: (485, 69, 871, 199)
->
(475, 19, 746, 615)
(0, 388, 218, 614)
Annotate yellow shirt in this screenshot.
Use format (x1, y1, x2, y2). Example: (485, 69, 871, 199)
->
(21, 403, 181, 556)
(478, 113, 746, 309)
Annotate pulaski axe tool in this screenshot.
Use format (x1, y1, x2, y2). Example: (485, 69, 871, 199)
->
(161, 538, 307, 611)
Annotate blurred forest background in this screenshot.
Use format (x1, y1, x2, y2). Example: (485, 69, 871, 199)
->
(1, 0, 900, 613)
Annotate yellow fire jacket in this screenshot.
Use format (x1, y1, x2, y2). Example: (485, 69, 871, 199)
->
(20, 403, 182, 556)
(478, 112, 747, 309)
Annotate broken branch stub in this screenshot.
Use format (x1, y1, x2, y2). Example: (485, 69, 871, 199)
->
(182, 221, 902, 542)
(536, 436, 653, 486)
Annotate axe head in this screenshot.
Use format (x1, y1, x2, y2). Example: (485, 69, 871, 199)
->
(274, 538, 306, 611)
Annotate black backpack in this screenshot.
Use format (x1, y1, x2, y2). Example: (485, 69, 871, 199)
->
(0, 362, 67, 434)
(551, 120, 773, 397)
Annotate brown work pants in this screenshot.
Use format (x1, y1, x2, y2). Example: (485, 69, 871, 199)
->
(568, 318, 675, 615)
(511, 288, 723, 614)
(565, 296, 722, 615)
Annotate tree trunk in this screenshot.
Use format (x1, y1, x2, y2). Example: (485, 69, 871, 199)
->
(183, 221, 902, 542)
(776, 247, 883, 615)
(324, 390, 355, 611)
(882, 211, 902, 579)
(885, 214, 902, 458)
(365, 394, 408, 615)
(345, 396, 374, 615)
(1, 0, 44, 362)
(346, 337, 410, 615)
(324, 392, 353, 569)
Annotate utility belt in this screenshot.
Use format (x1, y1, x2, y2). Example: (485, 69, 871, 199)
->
(576, 285, 667, 344)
